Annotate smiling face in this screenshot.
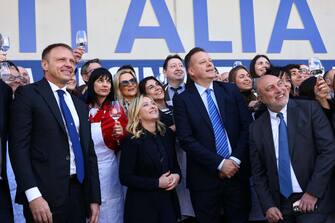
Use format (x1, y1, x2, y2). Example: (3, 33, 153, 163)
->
(164, 58, 185, 83)
(257, 75, 289, 112)
(119, 72, 138, 99)
(254, 57, 270, 77)
(235, 69, 252, 91)
(139, 96, 159, 123)
(144, 79, 165, 101)
(188, 51, 216, 86)
(41, 46, 75, 88)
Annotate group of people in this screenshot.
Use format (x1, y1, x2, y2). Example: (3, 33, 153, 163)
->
(1, 42, 335, 223)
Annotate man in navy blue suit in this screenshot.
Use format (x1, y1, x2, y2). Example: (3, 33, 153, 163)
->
(173, 47, 252, 223)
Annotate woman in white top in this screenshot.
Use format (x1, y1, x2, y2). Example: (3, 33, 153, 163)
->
(87, 68, 128, 223)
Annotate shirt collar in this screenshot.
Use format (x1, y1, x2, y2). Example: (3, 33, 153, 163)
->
(268, 104, 288, 120)
(194, 82, 214, 96)
(48, 80, 69, 96)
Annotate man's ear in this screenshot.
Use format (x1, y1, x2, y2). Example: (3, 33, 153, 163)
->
(41, 59, 48, 71)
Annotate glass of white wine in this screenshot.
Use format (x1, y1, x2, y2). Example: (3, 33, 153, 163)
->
(75, 30, 88, 52)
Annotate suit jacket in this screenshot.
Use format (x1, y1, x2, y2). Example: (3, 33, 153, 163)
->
(0, 80, 13, 214)
(119, 129, 181, 221)
(173, 81, 252, 191)
(9, 78, 101, 211)
(249, 99, 335, 213)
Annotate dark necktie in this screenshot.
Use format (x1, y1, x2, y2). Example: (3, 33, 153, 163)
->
(206, 89, 230, 158)
(170, 86, 182, 100)
(57, 90, 84, 183)
(277, 112, 293, 198)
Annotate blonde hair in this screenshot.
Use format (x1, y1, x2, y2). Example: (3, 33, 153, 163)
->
(127, 95, 166, 138)
(113, 69, 139, 109)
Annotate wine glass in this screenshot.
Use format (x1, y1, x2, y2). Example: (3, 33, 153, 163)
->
(0, 62, 11, 83)
(0, 35, 10, 54)
(110, 101, 122, 121)
(308, 57, 324, 77)
(75, 30, 88, 52)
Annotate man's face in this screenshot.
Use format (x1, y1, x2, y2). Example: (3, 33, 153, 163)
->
(41, 46, 75, 88)
(164, 58, 185, 83)
(8, 67, 22, 92)
(188, 51, 216, 84)
(82, 62, 101, 82)
(258, 75, 289, 112)
(18, 66, 30, 85)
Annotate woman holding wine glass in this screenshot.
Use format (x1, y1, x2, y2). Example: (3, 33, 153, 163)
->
(86, 67, 128, 223)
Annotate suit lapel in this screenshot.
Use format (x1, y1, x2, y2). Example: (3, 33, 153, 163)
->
(188, 83, 213, 130)
(34, 78, 67, 134)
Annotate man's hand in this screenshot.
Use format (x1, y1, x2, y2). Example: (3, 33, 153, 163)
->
(265, 207, 283, 223)
(159, 171, 171, 189)
(88, 203, 100, 223)
(165, 173, 180, 191)
(298, 192, 318, 213)
(29, 197, 53, 223)
(220, 159, 239, 178)
(73, 48, 85, 64)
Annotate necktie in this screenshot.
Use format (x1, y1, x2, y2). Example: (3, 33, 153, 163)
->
(277, 112, 293, 198)
(170, 86, 182, 100)
(57, 90, 84, 183)
(206, 89, 230, 158)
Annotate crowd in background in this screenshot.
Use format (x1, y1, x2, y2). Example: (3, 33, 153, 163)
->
(1, 43, 335, 223)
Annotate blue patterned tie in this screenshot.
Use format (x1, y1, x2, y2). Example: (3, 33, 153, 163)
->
(206, 89, 230, 158)
(57, 90, 85, 183)
(277, 112, 293, 198)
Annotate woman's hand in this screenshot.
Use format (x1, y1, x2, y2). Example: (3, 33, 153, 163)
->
(314, 77, 330, 109)
(159, 171, 171, 189)
(112, 121, 123, 138)
(165, 173, 180, 191)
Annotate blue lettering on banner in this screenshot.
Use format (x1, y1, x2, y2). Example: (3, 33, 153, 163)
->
(19, 0, 36, 52)
(70, 0, 88, 50)
(115, 0, 184, 53)
(193, 0, 232, 53)
(268, 0, 326, 53)
(240, 0, 256, 52)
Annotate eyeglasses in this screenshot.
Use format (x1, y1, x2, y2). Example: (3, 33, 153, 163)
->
(120, 78, 137, 87)
(7, 74, 26, 82)
(299, 68, 309, 74)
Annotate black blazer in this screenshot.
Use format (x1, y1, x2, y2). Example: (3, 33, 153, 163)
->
(9, 78, 101, 210)
(249, 99, 335, 214)
(0, 80, 13, 214)
(173, 81, 252, 191)
(119, 129, 181, 222)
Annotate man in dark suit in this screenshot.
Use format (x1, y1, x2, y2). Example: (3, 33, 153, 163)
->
(250, 74, 335, 223)
(9, 43, 101, 223)
(0, 79, 14, 222)
(173, 47, 252, 223)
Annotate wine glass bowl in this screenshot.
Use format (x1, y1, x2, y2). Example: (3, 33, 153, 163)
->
(0, 62, 11, 83)
(0, 35, 10, 54)
(109, 101, 122, 121)
(75, 30, 88, 52)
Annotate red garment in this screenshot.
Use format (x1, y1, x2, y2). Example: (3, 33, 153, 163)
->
(89, 103, 128, 151)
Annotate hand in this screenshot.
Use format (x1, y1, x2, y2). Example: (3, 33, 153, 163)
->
(248, 100, 260, 109)
(0, 52, 6, 62)
(73, 48, 85, 64)
(29, 197, 53, 223)
(112, 121, 123, 138)
(298, 192, 318, 213)
(165, 173, 180, 191)
(88, 203, 100, 223)
(220, 159, 239, 178)
(169, 124, 176, 132)
(314, 77, 330, 109)
(159, 171, 171, 189)
(265, 207, 283, 223)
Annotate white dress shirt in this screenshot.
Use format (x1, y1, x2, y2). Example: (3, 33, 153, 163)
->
(268, 105, 302, 193)
(194, 82, 240, 170)
(25, 81, 80, 202)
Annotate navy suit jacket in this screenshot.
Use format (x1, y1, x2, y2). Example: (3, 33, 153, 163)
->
(9, 78, 101, 211)
(249, 99, 335, 213)
(173, 81, 252, 191)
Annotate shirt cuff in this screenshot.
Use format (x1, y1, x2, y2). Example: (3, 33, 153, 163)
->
(230, 156, 241, 165)
(25, 187, 42, 202)
(217, 159, 225, 170)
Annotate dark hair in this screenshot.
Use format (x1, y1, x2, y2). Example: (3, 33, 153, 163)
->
(81, 58, 101, 76)
(299, 76, 317, 99)
(139, 76, 164, 95)
(117, 64, 135, 74)
(163, 54, 183, 70)
(41, 43, 72, 60)
(5, 60, 19, 72)
(284, 64, 300, 77)
(86, 67, 114, 106)
(228, 65, 249, 82)
(249, 54, 271, 78)
(184, 47, 206, 87)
